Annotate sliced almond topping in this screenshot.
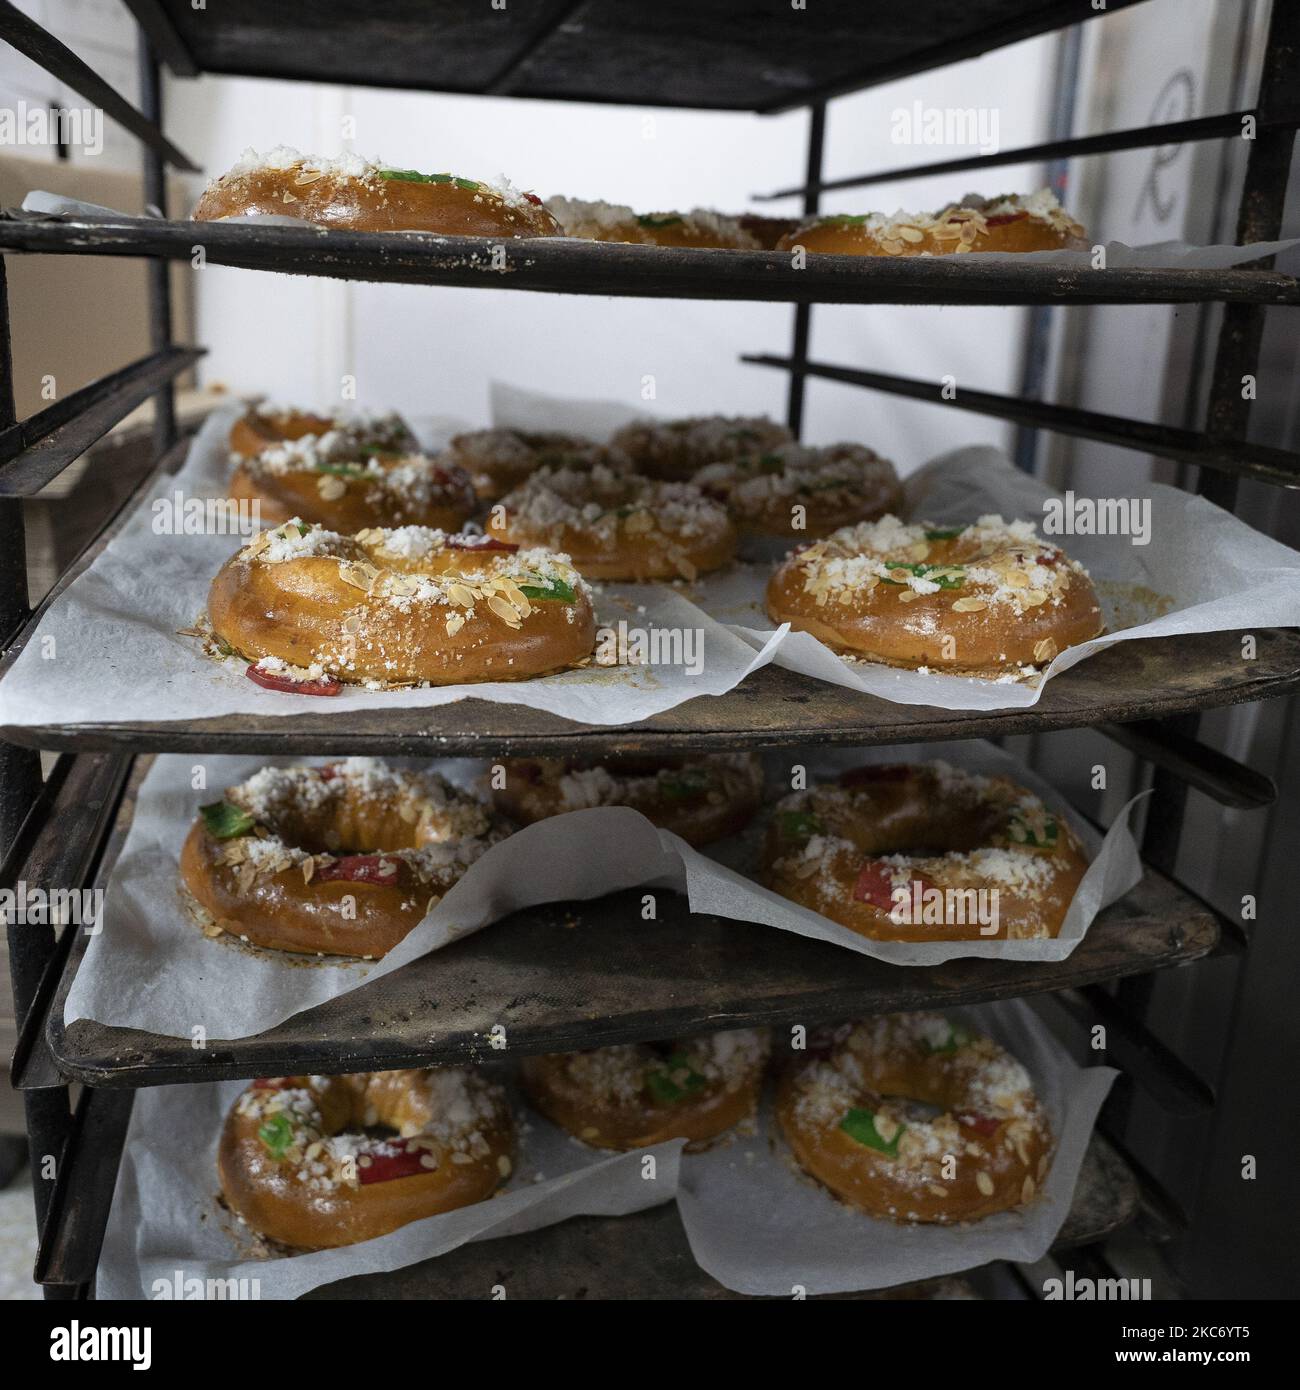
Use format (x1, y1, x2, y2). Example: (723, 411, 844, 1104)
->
(872, 1114, 900, 1143)
(444, 611, 466, 636)
(339, 561, 378, 592)
(487, 594, 522, 627)
(317, 475, 347, 501)
(1032, 637, 1059, 663)
(301, 858, 315, 885)
(976, 1171, 995, 1196)
(294, 169, 325, 185)
(1022, 1174, 1036, 1203)
(897, 225, 925, 244)
(1021, 588, 1048, 608)
(447, 583, 477, 609)
(951, 597, 988, 613)
(926, 1183, 949, 1198)
(881, 238, 906, 255)
(896, 589, 921, 603)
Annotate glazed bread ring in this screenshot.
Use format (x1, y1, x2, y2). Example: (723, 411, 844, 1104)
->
(762, 761, 1088, 942)
(195, 147, 560, 238)
(777, 1013, 1053, 1223)
(492, 753, 765, 847)
(229, 405, 416, 461)
(777, 189, 1087, 257)
(219, 1069, 514, 1249)
(547, 196, 761, 249)
(207, 519, 596, 687)
(442, 428, 628, 502)
(695, 441, 902, 539)
(736, 213, 800, 250)
(766, 514, 1104, 676)
(229, 433, 477, 533)
(181, 758, 507, 957)
(521, 1029, 770, 1151)
(610, 414, 794, 482)
(490, 464, 735, 581)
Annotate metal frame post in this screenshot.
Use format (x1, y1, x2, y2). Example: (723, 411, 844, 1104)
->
(786, 101, 826, 438)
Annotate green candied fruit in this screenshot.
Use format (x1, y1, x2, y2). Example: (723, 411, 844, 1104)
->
(880, 562, 965, 590)
(517, 577, 577, 603)
(645, 1053, 706, 1104)
(839, 1108, 904, 1156)
(200, 800, 254, 840)
(257, 1110, 295, 1159)
(779, 810, 823, 840)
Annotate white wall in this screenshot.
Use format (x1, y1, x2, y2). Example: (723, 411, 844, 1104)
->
(154, 27, 1059, 468)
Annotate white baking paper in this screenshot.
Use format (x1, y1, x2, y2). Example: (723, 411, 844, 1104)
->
(493, 382, 1300, 712)
(677, 997, 1117, 1295)
(64, 741, 1140, 1042)
(0, 403, 781, 735)
(676, 740, 1145, 966)
(63, 755, 687, 1040)
(95, 1072, 684, 1300)
(714, 445, 1300, 709)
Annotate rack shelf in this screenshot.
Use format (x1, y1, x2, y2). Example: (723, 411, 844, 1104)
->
(124, 0, 1148, 112)
(4, 629, 1297, 757)
(304, 1134, 1136, 1300)
(2, 215, 1297, 307)
(47, 866, 1218, 1088)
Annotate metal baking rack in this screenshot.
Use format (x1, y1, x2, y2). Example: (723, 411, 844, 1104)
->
(0, 0, 1295, 1298)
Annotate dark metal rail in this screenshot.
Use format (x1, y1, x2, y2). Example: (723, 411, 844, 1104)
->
(1098, 721, 1275, 810)
(2, 214, 1299, 306)
(755, 108, 1300, 201)
(742, 354, 1300, 486)
(0, 0, 198, 171)
(0, 346, 202, 496)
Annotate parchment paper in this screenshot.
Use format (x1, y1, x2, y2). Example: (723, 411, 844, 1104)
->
(677, 998, 1117, 1295)
(495, 385, 1300, 711)
(0, 404, 780, 733)
(64, 742, 1140, 1041)
(96, 1072, 684, 1300)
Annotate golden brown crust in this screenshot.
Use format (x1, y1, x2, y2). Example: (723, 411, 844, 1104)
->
(547, 197, 761, 248)
(228, 406, 417, 461)
(695, 442, 902, 539)
(195, 153, 559, 238)
(181, 759, 505, 958)
(228, 451, 476, 533)
(490, 465, 736, 582)
(207, 521, 596, 687)
(610, 414, 794, 482)
(761, 762, 1088, 942)
(520, 1030, 769, 1151)
(492, 753, 765, 847)
(219, 1071, 514, 1249)
(442, 428, 625, 502)
(777, 191, 1087, 258)
(766, 515, 1104, 675)
(776, 1014, 1053, 1223)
